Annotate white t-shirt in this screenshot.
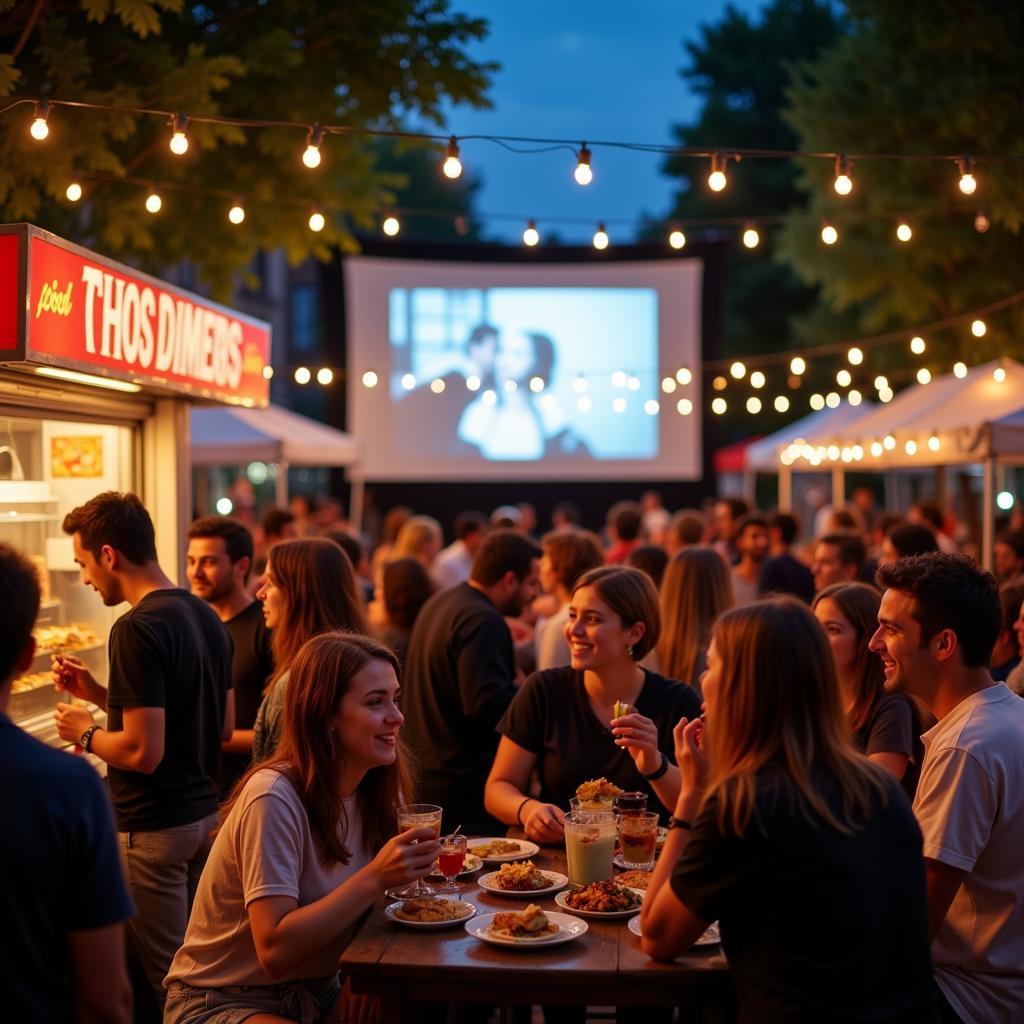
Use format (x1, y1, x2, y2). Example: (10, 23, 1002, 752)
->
(433, 540, 472, 590)
(913, 682, 1024, 1023)
(165, 769, 371, 988)
(535, 604, 571, 671)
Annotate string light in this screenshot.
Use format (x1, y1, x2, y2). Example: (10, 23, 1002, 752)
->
(878, 387, 894, 402)
(677, 398, 693, 416)
(746, 396, 762, 414)
(833, 154, 853, 196)
(953, 362, 967, 378)
(742, 225, 760, 249)
(382, 214, 401, 237)
(466, 375, 481, 391)
(917, 368, 931, 384)
(145, 188, 162, 214)
(928, 434, 940, 452)
(644, 399, 659, 416)
(308, 208, 325, 232)
(228, 198, 245, 224)
(317, 367, 334, 386)
(870, 442, 883, 457)
(302, 125, 324, 169)
(711, 397, 727, 414)
(523, 219, 540, 247)
(169, 113, 189, 155)
(442, 136, 462, 179)
(401, 373, 416, 390)
(825, 392, 840, 408)
(611, 370, 628, 388)
(66, 181, 82, 202)
(530, 376, 546, 393)
(821, 223, 839, 245)
(750, 370, 766, 389)
(592, 224, 609, 250)
(836, 369, 852, 387)
(848, 389, 863, 406)
(612, 397, 627, 413)
(905, 440, 918, 455)
(661, 377, 677, 394)
(974, 210, 990, 233)
(707, 151, 728, 192)
(896, 220, 912, 242)
(883, 434, 896, 450)
(910, 336, 926, 355)
(810, 393, 825, 410)
(574, 144, 593, 186)
(848, 346, 863, 365)
(676, 367, 693, 385)
(993, 367, 1007, 383)
(430, 378, 446, 394)
(957, 156, 976, 195)
(730, 361, 746, 380)
(790, 356, 806, 375)
(627, 376, 641, 392)
(573, 375, 589, 393)
(29, 100, 50, 140)
(262, 366, 274, 380)
(294, 366, 311, 385)
(874, 375, 889, 390)
(774, 395, 790, 412)
(362, 371, 378, 388)
(971, 319, 986, 337)
(668, 227, 686, 250)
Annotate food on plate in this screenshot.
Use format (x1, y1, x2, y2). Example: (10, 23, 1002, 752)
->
(562, 880, 641, 913)
(615, 870, 652, 891)
(494, 860, 550, 892)
(393, 897, 471, 923)
(469, 839, 522, 857)
(612, 701, 636, 719)
(575, 777, 623, 808)
(490, 904, 559, 939)
(11, 671, 52, 694)
(33, 623, 100, 653)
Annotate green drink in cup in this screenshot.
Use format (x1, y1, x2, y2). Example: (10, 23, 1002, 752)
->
(564, 812, 616, 886)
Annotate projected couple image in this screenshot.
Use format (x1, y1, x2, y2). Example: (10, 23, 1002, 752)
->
(390, 286, 660, 463)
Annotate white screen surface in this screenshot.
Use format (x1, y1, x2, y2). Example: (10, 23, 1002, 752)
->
(346, 257, 702, 481)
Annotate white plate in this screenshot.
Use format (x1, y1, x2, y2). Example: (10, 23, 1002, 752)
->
(384, 899, 477, 929)
(466, 838, 541, 863)
(428, 854, 484, 878)
(554, 887, 642, 919)
(467, 911, 588, 948)
(614, 853, 657, 871)
(477, 870, 569, 898)
(627, 914, 720, 947)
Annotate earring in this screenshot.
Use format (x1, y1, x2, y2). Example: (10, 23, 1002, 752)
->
(626, 645, 634, 658)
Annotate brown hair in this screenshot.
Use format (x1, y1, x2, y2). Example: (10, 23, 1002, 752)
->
(542, 530, 604, 593)
(63, 491, 157, 565)
(704, 598, 888, 836)
(657, 547, 734, 683)
(187, 516, 254, 566)
(383, 558, 436, 631)
(265, 538, 366, 690)
(572, 565, 660, 660)
(224, 631, 413, 865)
(0, 543, 41, 683)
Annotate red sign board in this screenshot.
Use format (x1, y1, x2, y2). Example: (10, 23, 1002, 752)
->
(0, 224, 271, 406)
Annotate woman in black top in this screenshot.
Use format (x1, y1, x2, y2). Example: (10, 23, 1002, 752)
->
(486, 565, 701, 843)
(642, 599, 937, 1024)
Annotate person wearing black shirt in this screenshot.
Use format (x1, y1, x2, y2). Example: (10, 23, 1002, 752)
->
(401, 530, 541, 832)
(187, 515, 274, 795)
(759, 512, 815, 604)
(1, 542, 133, 1022)
(54, 492, 233, 1007)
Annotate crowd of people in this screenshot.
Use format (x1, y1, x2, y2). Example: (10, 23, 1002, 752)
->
(1, 486, 1023, 1023)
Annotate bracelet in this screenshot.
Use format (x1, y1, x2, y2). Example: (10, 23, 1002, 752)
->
(80, 724, 102, 752)
(515, 796, 536, 825)
(641, 751, 669, 781)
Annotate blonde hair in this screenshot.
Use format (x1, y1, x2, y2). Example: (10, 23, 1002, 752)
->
(703, 598, 889, 837)
(657, 547, 733, 683)
(392, 515, 442, 563)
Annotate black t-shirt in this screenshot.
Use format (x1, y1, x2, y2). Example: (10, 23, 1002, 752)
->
(219, 599, 273, 795)
(498, 666, 701, 814)
(853, 692, 924, 801)
(106, 588, 232, 831)
(758, 552, 815, 604)
(0, 714, 134, 1019)
(401, 582, 516, 827)
(671, 765, 938, 1024)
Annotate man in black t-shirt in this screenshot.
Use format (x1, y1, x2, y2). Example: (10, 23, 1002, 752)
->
(187, 515, 274, 796)
(53, 492, 233, 1006)
(402, 530, 541, 832)
(759, 512, 815, 604)
(0, 542, 133, 1021)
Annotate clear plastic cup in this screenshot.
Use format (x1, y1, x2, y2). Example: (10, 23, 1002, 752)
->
(564, 812, 617, 885)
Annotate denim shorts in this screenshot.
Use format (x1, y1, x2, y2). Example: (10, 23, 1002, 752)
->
(164, 975, 340, 1024)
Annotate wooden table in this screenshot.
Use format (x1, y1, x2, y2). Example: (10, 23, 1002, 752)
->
(341, 834, 734, 1023)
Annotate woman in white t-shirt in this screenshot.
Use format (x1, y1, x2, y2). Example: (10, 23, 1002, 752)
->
(164, 631, 439, 1024)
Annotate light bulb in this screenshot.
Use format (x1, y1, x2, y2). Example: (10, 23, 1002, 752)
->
(871, 442, 883, 457)
(774, 395, 790, 413)
(953, 362, 967, 378)
(317, 367, 334, 386)
(66, 181, 82, 202)
(997, 491, 1015, 511)
(810, 393, 825, 411)
(29, 101, 50, 141)
(668, 228, 686, 250)
(294, 366, 311, 385)
(707, 151, 727, 192)
(836, 369, 852, 387)
(361, 371, 378, 388)
(826, 391, 840, 408)
(910, 336, 926, 355)
(574, 145, 593, 186)
(879, 387, 894, 402)
(742, 226, 760, 249)
(974, 210, 990, 233)
(750, 370, 766, 389)
(957, 157, 976, 195)
(611, 370, 627, 388)
(145, 191, 162, 214)
(848, 389, 863, 406)
(971, 319, 986, 337)
(746, 396, 762, 414)
(302, 125, 324, 169)
(790, 356, 806, 375)
(592, 224, 609, 250)
(821, 223, 838, 245)
(711, 397, 727, 415)
(661, 377, 677, 394)
(169, 113, 189, 155)
(228, 201, 245, 225)
(874, 375, 889, 390)
(382, 215, 400, 237)
(994, 367, 1007, 383)
(612, 397, 627, 414)
(644, 399, 659, 416)
(896, 221, 912, 242)
(730, 361, 746, 380)
(905, 440, 918, 455)
(677, 398, 693, 416)
(443, 136, 462, 179)
(917, 368, 931, 385)
(529, 376, 545, 393)
(712, 375, 728, 391)
(401, 373, 416, 390)
(676, 367, 692, 385)
(928, 435, 940, 452)
(308, 210, 325, 232)
(883, 435, 896, 450)
(466, 375, 480, 391)
(848, 346, 864, 365)
(430, 378, 446, 394)
(573, 375, 589, 393)
(523, 220, 540, 247)
(833, 155, 852, 195)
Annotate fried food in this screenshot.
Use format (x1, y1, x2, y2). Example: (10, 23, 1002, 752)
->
(469, 839, 522, 857)
(11, 671, 52, 694)
(490, 903, 559, 939)
(563, 880, 640, 913)
(495, 860, 550, 891)
(33, 623, 100, 653)
(393, 897, 471, 923)
(614, 870, 652, 891)
(575, 778, 623, 805)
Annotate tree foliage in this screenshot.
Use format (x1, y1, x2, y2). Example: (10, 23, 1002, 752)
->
(0, 0, 495, 297)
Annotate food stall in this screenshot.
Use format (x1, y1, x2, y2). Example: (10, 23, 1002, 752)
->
(0, 223, 272, 750)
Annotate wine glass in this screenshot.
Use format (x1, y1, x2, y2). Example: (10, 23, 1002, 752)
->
(437, 834, 467, 894)
(385, 803, 443, 901)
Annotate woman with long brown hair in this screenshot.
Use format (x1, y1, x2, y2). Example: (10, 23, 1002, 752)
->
(641, 599, 936, 1021)
(252, 537, 366, 762)
(164, 631, 438, 1024)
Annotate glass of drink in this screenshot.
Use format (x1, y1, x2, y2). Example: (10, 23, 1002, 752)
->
(613, 791, 647, 817)
(437, 834, 467, 893)
(564, 812, 617, 886)
(386, 803, 443, 901)
(569, 796, 614, 818)
(617, 811, 659, 871)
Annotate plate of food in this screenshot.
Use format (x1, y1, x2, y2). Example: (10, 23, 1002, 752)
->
(554, 880, 643, 919)
(574, 777, 623, 812)
(385, 897, 477, 929)
(467, 905, 588, 948)
(428, 854, 484, 878)
(478, 861, 568, 898)
(467, 837, 540, 863)
(614, 869, 652, 891)
(627, 914, 720, 947)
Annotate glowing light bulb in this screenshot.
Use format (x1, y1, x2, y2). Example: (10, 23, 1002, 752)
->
(644, 399, 659, 416)
(993, 367, 1007, 383)
(66, 181, 82, 202)
(896, 221, 912, 242)
(810, 393, 825, 411)
(712, 375, 727, 391)
(910, 336, 926, 355)
(905, 440, 918, 455)
(774, 395, 790, 413)
(382, 214, 400, 237)
(870, 442, 883, 457)
(430, 378, 446, 394)
(874, 376, 889, 390)
(917, 368, 931, 385)
(302, 125, 324, 168)
(676, 367, 692, 385)
(827, 446, 840, 461)
(228, 201, 245, 224)
(529, 376, 545, 393)
(974, 210, 990, 233)
(711, 397, 727, 415)
(661, 377, 677, 394)
(836, 369, 852, 387)
(592, 224, 609, 250)
(997, 491, 1015, 511)
(573, 375, 589, 393)
(879, 387, 894, 403)
(833, 155, 853, 196)
(361, 371, 378, 388)
(294, 366, 311, 385)
(883, 435, 896, 450)
(669, 228, 686, 250)
(401, 373, 416, 390)
(577, 396, 592, 412)
(746, 396, 762, 414)
(523, 220, 540, 247)
(29, 101, 50, 140)
(790, 356, 806, 375)
(826, 391, 840, 408)
(957, 157, 976, 195)
(574, 145, 593, 186)
(317, 367, 334, 386)
(308, 210, 325, 232)
(442, 136, 462, 179)
(626, 376, 640, 392)
(971, 319, 986, 337)
(953, 362, 967, 379)
(848, 346, 863, 365)
(677, 398, 693, 415)
(707, 151, 727, 192)
(612, 397, 627, 414)
(750, 371, 766, 389)
(821, 223, 839, 245)
(169, 113, 189, 155)
(730, 361, 746, 380)
(262, 366, 274, 380)
(611, 370, 627, 388)
(216, 498, 233, 515)
(928, 435, 940, 452)
(742, 226, 760, 249)
(848, 389, 863, 406)
(466, 375, 480, 391)
(145, 191, 162, 214)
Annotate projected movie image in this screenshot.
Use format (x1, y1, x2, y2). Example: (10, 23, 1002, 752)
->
(390, 287, 659, 463)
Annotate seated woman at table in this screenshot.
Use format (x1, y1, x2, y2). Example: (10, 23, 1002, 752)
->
(252, 537, 366, 762)
(641, 599, 937, 1023)
(485, 565, 702, 843)
(813, 581, 924, 798)
(164, 631, 440, 1024)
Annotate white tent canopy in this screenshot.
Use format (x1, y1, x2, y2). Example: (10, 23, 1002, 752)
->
(745, 402, 876, 473)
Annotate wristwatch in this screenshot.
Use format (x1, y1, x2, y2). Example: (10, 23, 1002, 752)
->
(80, 724, 101, 752)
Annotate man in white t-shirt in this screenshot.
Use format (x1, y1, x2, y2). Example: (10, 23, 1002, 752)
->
(433, 511, 489, 590)
(870, 553, 1024, 1024)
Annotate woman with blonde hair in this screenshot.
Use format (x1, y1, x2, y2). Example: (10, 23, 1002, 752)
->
(252, 537, 366, 762)
(653, 547, 733, 687)
(391, 515, 443, 570)
(641, 599, 936, 1021)
(165, 631, 439, 1023)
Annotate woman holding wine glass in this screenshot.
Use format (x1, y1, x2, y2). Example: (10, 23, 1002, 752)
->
(164, 631, 439, 1024)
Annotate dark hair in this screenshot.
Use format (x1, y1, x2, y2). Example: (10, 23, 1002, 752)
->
(454, 510, 488, 541)
(382, 506, 414, 545)
(63, 491, 157, 565)
(542, 530, 604, 592)
(875, 554, 1001, 668)
(626, 545, 669, 589)
(817, 533, 866, 570)
(572, 565, 660, 661)
(470, 530, 542, 586)
(830, 509, 859, 532)
(998, 582, 1024, 635)
(913, 501, 944, 532)
(0, 543, 41, 684)
(525, 332, 555, 387)
(887, 523, 939, 559)
(735, 514, 768, 539)
(996, 529, 1024, 562)
(876, 513, 903, 538)
(467, 323, 498, 350)
(771, 512, 800, 547)
(552, 501, 581, 527)
(720, 497, 750, 521)
(187, 516, 254, 565)
(262, 506, 296, 539)
(325, 529, 363, 572)
(669, 509, 706, 546)
(607, 500, 643, 542)
(383, 558, 436, 631)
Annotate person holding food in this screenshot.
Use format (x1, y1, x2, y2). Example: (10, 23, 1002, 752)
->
(485, 565, 701, 843)
(164, 631, 440, 1024)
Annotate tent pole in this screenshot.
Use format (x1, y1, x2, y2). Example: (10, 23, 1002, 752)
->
(832, 465, 846, 510)
(276, 459, 290, 507)
(779, 465, 793, 512)
(350, 473, 365, 535)
(982, 457, 995, 571)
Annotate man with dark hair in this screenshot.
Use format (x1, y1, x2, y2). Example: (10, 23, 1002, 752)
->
(186, 516, 273, 795)
(0, 543, 133, 1021)
(551, 500, 581, 531)
(261, 506, 297, 548)
(626, 544, 669, 589)
(605, 499, 643, 564)
(881, 522, 940, 565)
(731, 514, 770, 605)
(759, 512, 815, 603)
(401, 530, 542, 831)
(910, 500, 958, 553)
(812, 532, 867, 593)
(434, 510, 489, 590)
(990, 583, 1024, 682)
(325, 529, 374, 603)
(711, 496, 749, 564)
(993, 529, 1024, 584)
(871, 554, 1024, 1023)
(665, 509, 706, 556)
(52, 492, 233, 1006)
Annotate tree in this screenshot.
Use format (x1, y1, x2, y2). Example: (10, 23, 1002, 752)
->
(0, 0, 495, 297)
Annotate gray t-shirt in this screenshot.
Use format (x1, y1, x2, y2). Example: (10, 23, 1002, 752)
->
(252, 670, 289, 763)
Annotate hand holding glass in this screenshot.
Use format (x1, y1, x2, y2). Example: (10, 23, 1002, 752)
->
(386, 803, 443, 900)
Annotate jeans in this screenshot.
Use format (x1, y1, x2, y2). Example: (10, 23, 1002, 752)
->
(119, 812, 220, 1005)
